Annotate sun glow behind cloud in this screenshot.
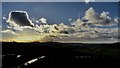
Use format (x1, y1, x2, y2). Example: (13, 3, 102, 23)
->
(2, 33, 61, 42)
(10, 34, 48, 42)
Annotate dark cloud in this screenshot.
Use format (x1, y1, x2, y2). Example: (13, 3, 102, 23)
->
(7, 11, 34, 27)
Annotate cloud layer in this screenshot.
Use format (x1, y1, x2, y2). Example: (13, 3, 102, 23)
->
(1, 7, 119, 43)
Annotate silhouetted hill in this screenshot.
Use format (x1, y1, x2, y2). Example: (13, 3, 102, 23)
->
(2, 42, 120, 68)
(2, 42, 120, 55)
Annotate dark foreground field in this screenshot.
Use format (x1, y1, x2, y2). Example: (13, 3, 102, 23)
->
(2, 42, 120, 68)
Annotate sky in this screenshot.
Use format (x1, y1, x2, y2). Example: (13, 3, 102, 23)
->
(1, 2, 119, 43)
(2, 2, 118, 29)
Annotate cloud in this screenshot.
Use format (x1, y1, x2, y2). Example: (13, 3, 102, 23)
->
(1, 29, 18, 35)
(5, 11, 36, 32)
(1, 29, 18, 41)
(82, 7, 118, 26)
(114, 17, 119, 23)
(48, 23, 70, 33)
(100, 11, 111, 19)
(84, 0, 95, 3)
(6, 11, 34, 27)
(68, 18, 72, 22)
(48, 24, 60, 33)
(3, 16, 7, 20)
(39, 18, 47, 24)
(83, 7, 100, 22)
(73, 18, 85, 28)
(34, 22, 70, 34)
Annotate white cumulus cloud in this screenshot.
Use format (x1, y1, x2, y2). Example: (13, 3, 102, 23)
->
(83, 7, 118, 26)
(84, 0, 95, 3)
(39, 17, 47, 24)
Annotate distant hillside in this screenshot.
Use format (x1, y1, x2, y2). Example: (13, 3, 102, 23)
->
(2, 42, 120, 56)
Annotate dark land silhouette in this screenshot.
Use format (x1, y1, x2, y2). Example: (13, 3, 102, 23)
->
(2, 42, 120, 68)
